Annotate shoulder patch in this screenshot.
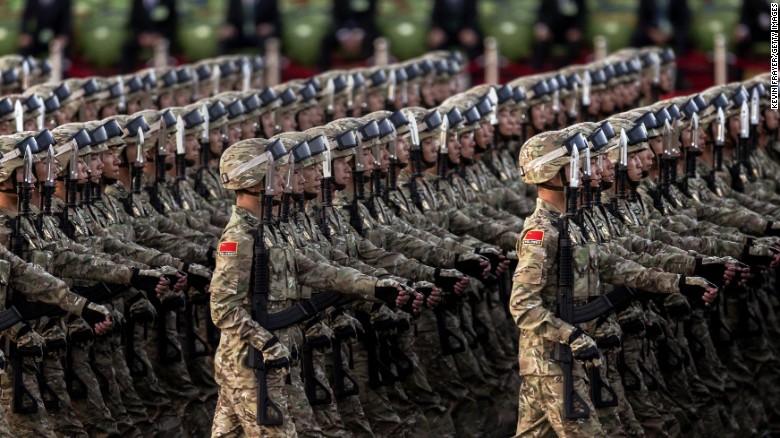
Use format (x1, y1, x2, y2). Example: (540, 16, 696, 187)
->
(523, 230, 545, 246)
(219, 241, 238, 256)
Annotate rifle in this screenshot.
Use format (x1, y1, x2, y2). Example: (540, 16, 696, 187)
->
(195, 105, 210, 198)
(301, 327, 332, 406)
(730, 100, 750, 192)
(435, 115, 450, 191)
(407, 114, 423, 210)
(58, 130, 90, 238)
(581, 71, 592, 123)
(610, 130, 628, 217)
(245, 151, 284, 426)
(148, 116, 168, 213)
(385, 70, 396, 111)
(173, 116, 186, 206)
(708, 107, 726, 192)
(330, 322, 359, 398)
(319, 135, 333, 238)
(324, 78, 335, 123)
(10, 142, 36, 256)
(552, 147, 590, 420)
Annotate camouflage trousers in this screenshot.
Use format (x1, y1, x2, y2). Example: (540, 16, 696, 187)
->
(515, 374, 605, 438)
(328, 341, 375, 437)
(414, 310, 484, 437)
(146, 310, 211, 438)
(211, 369, 297, 438)
(1, 355, 56, 437)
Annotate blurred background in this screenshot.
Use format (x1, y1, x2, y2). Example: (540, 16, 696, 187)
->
(4, 0, 771, 91)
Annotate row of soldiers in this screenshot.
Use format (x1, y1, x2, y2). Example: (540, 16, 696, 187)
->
(0, 42, 773, 438)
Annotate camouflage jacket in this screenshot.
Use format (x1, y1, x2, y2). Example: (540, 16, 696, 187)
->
(510, 198, 681, 376)
(210, 206, 378, 388)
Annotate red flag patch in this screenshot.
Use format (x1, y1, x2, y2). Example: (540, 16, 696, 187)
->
(523, 230, 544, 246)
(219, 241, 238, 256)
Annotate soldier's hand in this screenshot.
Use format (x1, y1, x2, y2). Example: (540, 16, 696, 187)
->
(434, 268, 468, 295)
(80, 300, 112, 331)
(567, 328, 601, 367)
(374, 278, 407, 309)
(130, 268, 167, 296)
(426, 287, 443, 309)
(679, 276, 718, 307)
(693, 257, 728, 286)
(262, 337, 290, 369)
(181, 263, 213, 293)
(454, 253, 491, 279)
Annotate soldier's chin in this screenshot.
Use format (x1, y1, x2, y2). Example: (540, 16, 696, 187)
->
(600, 181, 613, 190)
(165, 163, 174, 171)
(332, 181, 346, 191)
(641, 170, 649, 178)
(304, 191, 318, 200)
(185, 159, 197, 167)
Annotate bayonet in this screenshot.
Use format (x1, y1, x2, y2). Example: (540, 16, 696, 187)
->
(242, 60, 251, 92)
(582, 71, 591, 107)
(325, 78, 335, 120)
(14, 100, 23, 133)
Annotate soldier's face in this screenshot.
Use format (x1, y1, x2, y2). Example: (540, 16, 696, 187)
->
(649, 136, 663, 157)
(293, 171, 305, 194)
(34, 161, 46, 184)
(459, 132, 475, 161)
(273, 167, 286, 196)
(601, 156, 615, 182)
(420, 83, 435, 107)
(360, 149, 374, 178)
(0, 121, 10, 134)
(56, 111, 72, 125)
(301, 165, 322, 196)
(185, 135, 200, 163)
(175, 89, 190, 106)
(407, 86, 420, 107)
(531, 105, 546, 131)
(447, 136, 460, 164)
(589, 158, 602, 187)
(127, 99, 141, 114)
(164, 137, 176, 164)
(90, 155, 104, 182)
(227, 123, 241, 146)
(474, 124, 489, 149)
(510, 110, 523, 136)
(159, 92, 174, 109)
(333, 158, 352, 187)
(209, 128, 222, 152)
(77, 159, 89, 182)
(396, 136, 410, 164)
(261, 113, 276, 138)
(588, 93, 601, 115)
(727, 115, 740, 142)
(421, 137, 437, 164)
(601, 91, 615, 114)
(638, 149, 654, 171)
(100, 104, 119, 118)
(380, 148, 390, 172)
(24, 119, 37, 131)
(241, 119, 256, 139)
(102, 150, 120, 179)
(498, 109, 514, 137)
(281, 111, 296, 132)
(334, 97, 347, 119)
(627, 153, 643, 181)
(84, 102, 98, 121)
(296, 109, 313, 131)
(367, 91, 384, 112)
(310, 106, 324, 126)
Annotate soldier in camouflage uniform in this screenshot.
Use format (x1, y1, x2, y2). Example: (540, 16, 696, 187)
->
(211, 137, 418, 437)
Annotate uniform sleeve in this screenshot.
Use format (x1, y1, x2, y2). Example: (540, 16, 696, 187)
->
(597, 248, 681, 294)
(509, 225, 576, 345)
(210, 231, 275, 351)
(0, 247, 86, 315)
(295, 253, 377, 300)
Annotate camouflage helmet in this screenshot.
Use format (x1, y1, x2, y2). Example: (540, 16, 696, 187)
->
(219, 138, 272, 190)
(84, 120, 110, 154)
(518, 130, 573, 184)
(322, 119, 359, 161)
(0, 132, 38, 181)
(51, 123, 92, 160)
(124, 110, 161, 152)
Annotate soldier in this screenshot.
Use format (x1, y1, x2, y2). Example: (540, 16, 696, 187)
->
(211, 137, 418, 436)
(512, 128, 718, 436)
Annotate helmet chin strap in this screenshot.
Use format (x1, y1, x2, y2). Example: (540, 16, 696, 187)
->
(539, 168, 567, 192)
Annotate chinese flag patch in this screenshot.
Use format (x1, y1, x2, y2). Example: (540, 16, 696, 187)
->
(523, 230, 544, 246)
(219, 241, 238, 256)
